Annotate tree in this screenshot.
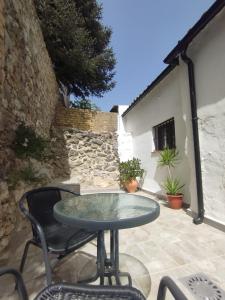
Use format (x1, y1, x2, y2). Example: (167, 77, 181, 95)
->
(34, 0, 116, 99)
(70, 98, 101, 111)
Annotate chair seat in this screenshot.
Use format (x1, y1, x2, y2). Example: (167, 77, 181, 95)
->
(44, 224, 97, 253)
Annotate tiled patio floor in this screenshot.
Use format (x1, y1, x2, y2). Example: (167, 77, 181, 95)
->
(1, 190, 225, 299)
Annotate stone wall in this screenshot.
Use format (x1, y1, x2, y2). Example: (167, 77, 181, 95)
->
(54, 105, 117, 133)
(54, 106, 119, 189)
(0, 0, 59, 251)
(0, 0, 120, 254)
(62, 128, 119, 189)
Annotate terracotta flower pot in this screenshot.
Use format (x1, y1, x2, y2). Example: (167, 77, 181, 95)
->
(124, 179, 138, 193)
(167, 194, 183, 209)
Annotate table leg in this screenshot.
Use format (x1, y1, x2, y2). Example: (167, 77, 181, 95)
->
(111, 230, 121, 285)
(77, 231, 105, 284)
(110, 230, 115, 267)
(97, 230, 106, 285)
(78, 229, 132, 286)
(110, 230, 132, 286)
(114, 230, 119, 272)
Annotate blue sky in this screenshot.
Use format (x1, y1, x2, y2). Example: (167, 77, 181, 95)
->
(92, 0, 214, 112)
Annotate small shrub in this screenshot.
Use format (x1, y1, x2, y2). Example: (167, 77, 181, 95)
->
(119, 158, 144, 184)
(12, 123, 49, 160)
(7, 164, 45, 190)
(70, 99, 101, 111)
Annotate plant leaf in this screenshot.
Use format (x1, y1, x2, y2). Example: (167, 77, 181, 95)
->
(158, 148, 179, 168)
(163, 177, 184, 195)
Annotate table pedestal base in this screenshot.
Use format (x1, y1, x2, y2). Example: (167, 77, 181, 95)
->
(76, 251, 151, 298)
(78, 230, 132, 286)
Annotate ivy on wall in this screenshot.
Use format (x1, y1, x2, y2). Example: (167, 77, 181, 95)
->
(7, 163, 45, 190)
(7, 123, 52, 189)
(12, 123, 49, 160)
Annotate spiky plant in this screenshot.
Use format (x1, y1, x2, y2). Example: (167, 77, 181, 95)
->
(163, 177, 184, 195)
(158, 148, 184, 195)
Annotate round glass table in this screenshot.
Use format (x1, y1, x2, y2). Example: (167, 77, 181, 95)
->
(54, 193, 160, 286)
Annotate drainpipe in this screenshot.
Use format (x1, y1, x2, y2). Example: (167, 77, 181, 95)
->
(181, 49, 204, 224)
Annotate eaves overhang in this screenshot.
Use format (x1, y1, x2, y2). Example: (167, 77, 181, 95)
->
(164, 0, 225, 64)
(122, 61, 178, 118)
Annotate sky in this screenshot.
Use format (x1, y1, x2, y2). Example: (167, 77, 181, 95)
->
(91, 0, 214, 112)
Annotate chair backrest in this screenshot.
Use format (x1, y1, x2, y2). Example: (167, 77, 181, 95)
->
(34, 283, 146, 300)
(26, 187, 62, 232)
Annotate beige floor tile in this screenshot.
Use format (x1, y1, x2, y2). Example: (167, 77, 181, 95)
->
(2, 190, 225, 299)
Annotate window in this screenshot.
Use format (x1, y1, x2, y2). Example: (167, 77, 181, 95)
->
(153, 118, 175, 150)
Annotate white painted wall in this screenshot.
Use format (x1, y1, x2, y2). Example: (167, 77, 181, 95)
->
(117, 105, 133, 162)
(123, 68, 196, 204)
(122, 6, 225, 225)
(187, 8, 225, 224)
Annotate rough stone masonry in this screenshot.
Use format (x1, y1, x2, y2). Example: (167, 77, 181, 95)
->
(0, 0, 59, 251)
(63, 128, 119, 189)
(0, 0, 120, 254)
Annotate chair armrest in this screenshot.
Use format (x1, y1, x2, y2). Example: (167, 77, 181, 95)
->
(58, 187, 80, 196)
(157, 276, 188, 300)
(0, 268, 28, 300)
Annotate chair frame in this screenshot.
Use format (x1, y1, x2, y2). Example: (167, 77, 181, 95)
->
(157, 276, 188, 300)
(19, 186, 97, 285)
(0, 267, 188, 300)
(0, 268, 28, 300)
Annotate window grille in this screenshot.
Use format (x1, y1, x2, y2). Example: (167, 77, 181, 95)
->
(153, 118, 175, 150)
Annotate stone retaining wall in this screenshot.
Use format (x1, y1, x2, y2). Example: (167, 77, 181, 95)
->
(0, 0, 120, 254)
(61, 128, 119, 189)
(0, 0, 59, 251)
(54, 105, 117, 133)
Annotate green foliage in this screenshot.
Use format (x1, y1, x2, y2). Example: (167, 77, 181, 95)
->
(158, 148, 184, 195)
(12, 123, 49, 160)
(34, 0, 116, 99)
(163, 177, 184, 195)
(70, 99, 101, 111)
(158, 148, 179, 168)
(119, 158, 144, 183)
(7, 164, 45, 190)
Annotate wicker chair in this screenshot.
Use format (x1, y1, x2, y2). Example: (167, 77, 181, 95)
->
(0, 267, 188, 300)
(19, 187, 97, 285)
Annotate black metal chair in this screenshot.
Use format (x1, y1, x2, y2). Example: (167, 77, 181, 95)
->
(0, 268, 28, 300)
(19, 187, 97, 285)
(35, 277, 188, 300)
(0, 267, 188, 300)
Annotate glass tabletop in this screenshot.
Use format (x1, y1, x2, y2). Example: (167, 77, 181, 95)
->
(54, 193, 160, 230)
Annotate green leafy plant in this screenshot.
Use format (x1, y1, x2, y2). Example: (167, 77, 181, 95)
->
(70, 99, 101, 111)
(119, 158, 144, 184)
(7, 164, 45, 190)
(163, 177, 184, 195)
(12, 123, 49, 160)
(158, 148, 179, 169)
(158, 148, 184, 195)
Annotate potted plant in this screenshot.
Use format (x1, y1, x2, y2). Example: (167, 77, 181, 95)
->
(119, 158, 144, 193)
(158, 148, 184, 209)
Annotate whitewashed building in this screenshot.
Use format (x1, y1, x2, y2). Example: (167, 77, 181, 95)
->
(119, 0, 225, 228)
